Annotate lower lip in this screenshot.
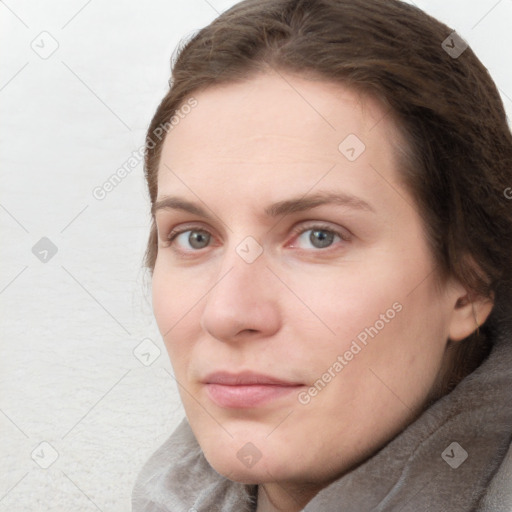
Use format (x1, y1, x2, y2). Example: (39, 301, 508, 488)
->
(205, 383, 303, 408)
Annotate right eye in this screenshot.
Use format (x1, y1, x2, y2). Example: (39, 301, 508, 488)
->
(166, 227, 213, 251)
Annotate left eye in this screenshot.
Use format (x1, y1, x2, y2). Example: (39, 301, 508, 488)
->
(291, 226, 345, 250)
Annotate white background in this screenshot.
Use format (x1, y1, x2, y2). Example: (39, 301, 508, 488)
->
(1, 0, 511, 510)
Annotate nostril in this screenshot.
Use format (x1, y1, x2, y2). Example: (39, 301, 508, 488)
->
(244, 329, 258, 334)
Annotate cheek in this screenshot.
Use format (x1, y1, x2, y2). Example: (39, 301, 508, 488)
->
(286, 250, 447, 391)
(284, 262, 401, 347)
(151, 266, 176, 338)
(151, 264, 200, 367)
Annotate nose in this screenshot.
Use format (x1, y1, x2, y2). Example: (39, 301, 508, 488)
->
(199, 244, 281, 343)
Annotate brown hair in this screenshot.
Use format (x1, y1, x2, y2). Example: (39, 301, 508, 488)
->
(142, 0, 512, 397)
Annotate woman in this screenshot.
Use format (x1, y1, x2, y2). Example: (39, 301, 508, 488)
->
(132, 0, 512, 510)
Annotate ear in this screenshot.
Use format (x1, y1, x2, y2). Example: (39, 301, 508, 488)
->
(448, 287, 494, 342)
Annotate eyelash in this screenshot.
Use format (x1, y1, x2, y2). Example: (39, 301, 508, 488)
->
(163, 222, 350, 254)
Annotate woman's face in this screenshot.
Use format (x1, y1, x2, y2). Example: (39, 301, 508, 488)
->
(151, 72, 464, 489)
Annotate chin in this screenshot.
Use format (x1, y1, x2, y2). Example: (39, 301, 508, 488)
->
(188, 411, 301, 481)
(202, 450, 268, 484)
(201, 436, 301, 486)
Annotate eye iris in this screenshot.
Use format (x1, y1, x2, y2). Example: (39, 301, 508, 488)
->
(310, 229, 334, 248)
(189, 231, 210, 249)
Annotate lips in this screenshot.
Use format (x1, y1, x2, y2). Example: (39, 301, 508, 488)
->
(203, 371, 301, 386)
(202, 371, 304, 408)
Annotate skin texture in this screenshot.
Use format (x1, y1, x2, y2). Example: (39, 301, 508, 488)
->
(151, 71, 493, 511)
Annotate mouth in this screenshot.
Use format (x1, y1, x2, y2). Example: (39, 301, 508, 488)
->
(202, 371, 305, 408)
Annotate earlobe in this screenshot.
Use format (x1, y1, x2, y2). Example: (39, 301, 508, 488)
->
(448, 291, 494, 342)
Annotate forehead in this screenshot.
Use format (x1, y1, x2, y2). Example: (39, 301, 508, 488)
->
(164, 72, 398, 155)
(156, 71, 407, 206)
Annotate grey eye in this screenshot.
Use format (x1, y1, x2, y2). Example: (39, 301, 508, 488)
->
(187, 230, 211, 249)
(304, 229, 336, 249)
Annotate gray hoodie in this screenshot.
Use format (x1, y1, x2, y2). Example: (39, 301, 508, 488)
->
(132, 330, 512, 511)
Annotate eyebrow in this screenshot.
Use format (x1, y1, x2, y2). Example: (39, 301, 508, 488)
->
(152, 191, 375, 220)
